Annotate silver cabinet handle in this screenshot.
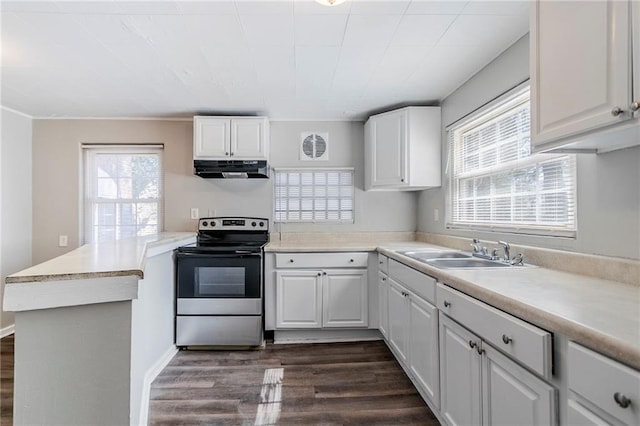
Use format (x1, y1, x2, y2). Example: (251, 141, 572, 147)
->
(225, 152, 230, 156)
(230, 152, 234, 156)
(349, 259, 354, 263)
(611, 107, 625, 116)
(502, 334, 513, 344)
(476, 345, 485, 355)
(289, 259, 294, 263)
(381, 277, 386, 281)
(614, 392, 631, 408)
(379, 260, 383, 264)
(469, 340, 477, 349)
(631, 101, 640, 112)
(322, 272, 327, 276)
(443, 300, 451, 307)
(317, 272, 322, 276)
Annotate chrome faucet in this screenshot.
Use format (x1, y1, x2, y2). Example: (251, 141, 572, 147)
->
(498, 241, 510, 263)
(471, 238, 481, 254)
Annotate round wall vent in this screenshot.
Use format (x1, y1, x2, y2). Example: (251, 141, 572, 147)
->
(300, 132, 329, 161)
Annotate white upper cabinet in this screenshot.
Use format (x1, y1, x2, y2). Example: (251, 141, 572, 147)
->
(193, 116, 269, 160)
(364, 106, 441, 191)
(530, 0, 639, 153)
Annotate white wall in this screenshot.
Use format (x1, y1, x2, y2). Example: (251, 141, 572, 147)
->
(270, 121, 417, 234)
(417, 35, 640, 260)
(31, 119, 415, 263)
(1, 107, 32, 333)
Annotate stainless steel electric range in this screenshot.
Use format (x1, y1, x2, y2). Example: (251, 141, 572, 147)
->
(174, 217, 268, 348)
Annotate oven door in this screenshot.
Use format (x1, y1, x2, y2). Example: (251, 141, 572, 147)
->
(175, 251, 262, 315)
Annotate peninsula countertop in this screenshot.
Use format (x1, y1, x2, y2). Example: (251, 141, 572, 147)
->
(3, 232, 196, 312)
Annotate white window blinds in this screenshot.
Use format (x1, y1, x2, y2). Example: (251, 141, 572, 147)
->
(274, 169, 354, 223)
(447, 86, 577, 236)
(83, 145, 163, 243)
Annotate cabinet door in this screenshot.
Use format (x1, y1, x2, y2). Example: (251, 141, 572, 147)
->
(370, 111, 406, 186)
(439, 314, 482, 426)
(408, 294, 440, 409)
(230, 118, 268, 159)
(322, 269, 368, 328)
(194, 117, 230, 158)
(387, 278, 409, 363)
(531, 0, 631, 148)
(276, 271, 322, 328)
(378, 272, 389, 339)
(482, 344, 557, 426)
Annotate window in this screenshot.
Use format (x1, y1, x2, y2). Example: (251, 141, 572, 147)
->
(83, 145, 163, 243)
(447, 85, 577, 236)
(274, 168, 354, 222)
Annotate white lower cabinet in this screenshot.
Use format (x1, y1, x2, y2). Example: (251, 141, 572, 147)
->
(439, 313, 557, 426)
(276, 269, 367, 329)
(378, 271, 389, 339)
(387, 277, 440, 407)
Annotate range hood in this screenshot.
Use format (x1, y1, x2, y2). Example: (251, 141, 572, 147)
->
(194, 160, 270, 179)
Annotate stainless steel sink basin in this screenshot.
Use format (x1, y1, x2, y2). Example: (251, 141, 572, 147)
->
(426, 258, 512, 269)
(400, 250, 472, 260)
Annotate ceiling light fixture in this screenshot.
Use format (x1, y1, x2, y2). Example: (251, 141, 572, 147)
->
(315, 0, 347, 6)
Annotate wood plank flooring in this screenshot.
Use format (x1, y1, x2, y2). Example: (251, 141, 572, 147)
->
(149, 340, 440, 425)
(1, 334, 14, 426)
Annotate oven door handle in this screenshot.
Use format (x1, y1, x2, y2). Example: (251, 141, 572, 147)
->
(176, 251, 261, 258)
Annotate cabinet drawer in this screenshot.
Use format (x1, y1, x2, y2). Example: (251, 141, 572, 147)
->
(389, 259, 436, 305)
(437, 283, 552, 378)
(275, 252, 368, 269)
(378, 254, 389, 274)
(568, 342, 640, 426)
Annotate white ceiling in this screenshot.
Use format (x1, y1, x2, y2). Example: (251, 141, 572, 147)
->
(1, 0, 529, 120)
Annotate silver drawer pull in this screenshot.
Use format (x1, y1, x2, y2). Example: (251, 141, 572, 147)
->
(443, 300, 451, 307)
(469, 340, 477, 349)
(476, 345, 485, 355)
(349, 259, 354, 263)
(381, 277, 386, 281)
(614, 392, 631, 409)
(611, 107, 625, 116)
(317, 272, 321, 276)
(289, 259, 294, 263)
(502, 334, 513, 344)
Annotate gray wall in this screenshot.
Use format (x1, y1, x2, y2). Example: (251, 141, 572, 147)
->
(1, 107, 32, 332)
(32, 119, 415, 263)
(417, 35, 640, 260)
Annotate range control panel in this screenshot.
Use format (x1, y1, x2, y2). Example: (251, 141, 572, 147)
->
(198, 217, 268, 232)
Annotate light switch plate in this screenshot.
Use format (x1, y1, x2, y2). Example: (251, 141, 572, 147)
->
(59, 235, 68, 247)
(190, 208, 199, 220)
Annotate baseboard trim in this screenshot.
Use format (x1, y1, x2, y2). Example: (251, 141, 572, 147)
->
(274, 329, 383, 344)
(1, 324, 15, 338)
(138, 345, 178, 426)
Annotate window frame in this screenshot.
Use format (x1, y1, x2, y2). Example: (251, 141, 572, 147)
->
(273, 167, 355, 224)
(81, 144, 164, 244)
(445, 83, 577, 238)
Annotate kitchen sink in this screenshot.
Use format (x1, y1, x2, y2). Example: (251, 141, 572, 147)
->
(426, 258, 513, 269)
(400, 250, 472, 260)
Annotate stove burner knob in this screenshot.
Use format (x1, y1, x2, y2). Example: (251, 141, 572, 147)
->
(251, 221, 257, 227)
(211, 221, 216, 227)
(259, 221, 265, 227)
(202, 221, 208, 227)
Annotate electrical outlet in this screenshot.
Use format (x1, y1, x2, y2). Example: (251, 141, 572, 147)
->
(190, 208, 199, 220)
(434, 209, 439, 222)
(59, 235, 68, 247)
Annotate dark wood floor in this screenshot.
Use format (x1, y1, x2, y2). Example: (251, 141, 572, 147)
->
(1, 334, 14, 426)
(0, 335, 439, 426)
(150, 340, 440, 425)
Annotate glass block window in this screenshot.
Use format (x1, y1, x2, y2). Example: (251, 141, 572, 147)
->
(274, 169, 354, 223)
(83, 145, 163, 243)
(447, 85, 577, 237)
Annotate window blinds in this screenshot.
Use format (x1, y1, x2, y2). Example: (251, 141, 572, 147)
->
(447, 87, 577, 236)
(274, 169, 354, 222)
